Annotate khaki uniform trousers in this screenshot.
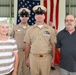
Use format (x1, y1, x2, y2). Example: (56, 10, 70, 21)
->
(29, 53, 51, 75)
(18, 51, 29, 75)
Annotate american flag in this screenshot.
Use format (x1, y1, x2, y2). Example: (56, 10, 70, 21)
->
(14, 0, 65, 31)
(16, 0, 59, 29)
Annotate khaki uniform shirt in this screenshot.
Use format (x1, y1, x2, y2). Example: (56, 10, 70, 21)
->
(11, 23, 30, 50)
(24, 23, 56, 54)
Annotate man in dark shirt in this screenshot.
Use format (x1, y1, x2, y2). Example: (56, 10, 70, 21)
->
(56, 15, 76, 75)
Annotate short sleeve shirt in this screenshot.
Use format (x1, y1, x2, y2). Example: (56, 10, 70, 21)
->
(11, 23, 30, 49)
(0, 38, 18, 75)
(24, 23, 56, 54)
(56, 28, 76, 72)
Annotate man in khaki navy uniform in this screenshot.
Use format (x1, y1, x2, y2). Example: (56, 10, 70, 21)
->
(11, 8, 30, 75)
(24, 5, 56, 75)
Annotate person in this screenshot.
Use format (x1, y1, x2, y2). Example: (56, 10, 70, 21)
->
(11, 8, 30, 75)
(56, 14, 76, 75)
(0, 21, 18, 75)
(24, 5, 56, 75)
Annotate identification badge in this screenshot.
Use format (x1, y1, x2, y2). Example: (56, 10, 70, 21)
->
(17, 29, 21, 31)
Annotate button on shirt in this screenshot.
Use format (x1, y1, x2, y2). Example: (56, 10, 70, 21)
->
(24, 23, 56, 54)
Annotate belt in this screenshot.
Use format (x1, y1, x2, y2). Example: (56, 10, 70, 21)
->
(31, 53, 50, 58)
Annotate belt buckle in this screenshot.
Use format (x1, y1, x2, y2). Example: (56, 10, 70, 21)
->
(39, 54, 43, 57)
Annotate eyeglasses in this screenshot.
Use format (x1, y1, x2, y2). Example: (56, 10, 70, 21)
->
(65, 19, 75, 22)
(20, 15, 29, 17)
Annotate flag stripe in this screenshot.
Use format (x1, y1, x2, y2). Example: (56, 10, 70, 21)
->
(44, 0, 47, 23)
(50, 0, 54, 22)
(56, 0, 59, 30)
(47, 0, 50, 24)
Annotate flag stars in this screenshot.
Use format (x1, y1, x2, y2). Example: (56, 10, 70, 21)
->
(37, 3, 39, 5)
(23, 0, 25, 2)
(32, 18, 34, 20)
(19, 4, 20, 6)
(25, 3, 26, 5)
(20, 2, 22, 4)
(32, 2, 35, 4)
(32, 13, 34, 15)
(22, 5, 24, 7)
(27, 7, 29, 9)
(19, 4, 21, 6)
(29, 20, 31, 22)
(32, 23, 34, 25)
(18, 20, 20, 22)
(27, 1, 29, 3)
(29, 5, 31, 7)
